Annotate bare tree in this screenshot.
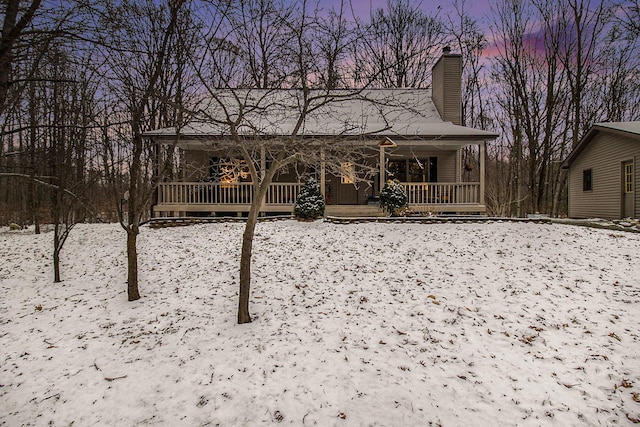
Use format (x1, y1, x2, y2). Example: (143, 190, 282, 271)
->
(97, 0, 188, 301)
(490, 0, 574, 215)
(487, 0, 636, 217)
(312, 0, 356, 89)
(614, 0, 640, 37)
(445, 0, 492, 185)
(186, 2, 398, 323)
(445, 0, 488, 129)
(0, 0, 42, 118)
(0, 0, 81, 225)
(188, 90, 379, 324)
(218, 0, 296, 88)
(0, 0, 103, 281)
(556, 0, 609, 148)
(354, 0, 446, 88)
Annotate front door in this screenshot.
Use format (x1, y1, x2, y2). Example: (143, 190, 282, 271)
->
(623, 161, 634, 218)
(336, 162, 358, 204)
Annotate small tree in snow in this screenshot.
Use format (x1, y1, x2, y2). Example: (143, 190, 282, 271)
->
(380, 179, 407, 216)
(294, 179, 325, 220)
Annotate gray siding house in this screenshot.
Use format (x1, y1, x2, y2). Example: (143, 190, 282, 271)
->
(145, 51, 498, 217)
(562, 122, 640, 220)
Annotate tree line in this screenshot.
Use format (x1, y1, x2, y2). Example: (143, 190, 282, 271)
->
(1, 0, 638, 317)
(2, 0, 638, 224)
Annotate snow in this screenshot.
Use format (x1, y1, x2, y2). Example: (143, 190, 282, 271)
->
(1, 220, 639, 426)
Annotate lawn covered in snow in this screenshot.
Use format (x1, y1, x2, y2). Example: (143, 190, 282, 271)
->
(1, 220, 639, 426)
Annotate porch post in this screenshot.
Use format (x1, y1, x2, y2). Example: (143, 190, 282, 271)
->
(378, 138, 396, 192)
(260, 146, 266, 181)
(320, 148, 326, 202)
(379, 146, 385, 192)
(480, 141, 486, 206)
(260, 146, 266, 215)
(181, 148, 187, 180)
(150, 138, 159, 218)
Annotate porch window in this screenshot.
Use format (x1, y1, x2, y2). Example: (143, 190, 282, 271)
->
(390, 157, 438, 182)
(209, 157, 251, 183)
(341, 162, 355, 184)
(388, 160, 407, 182)
(625, 163, 633, 193)
(583, 169, 592, 191)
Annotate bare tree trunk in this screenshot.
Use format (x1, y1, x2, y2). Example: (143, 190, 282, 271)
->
(238, 214, 256, 324)
(53, 222, 61, 283)
(238, 183, 269, 324)
(126, 228, 140, 301)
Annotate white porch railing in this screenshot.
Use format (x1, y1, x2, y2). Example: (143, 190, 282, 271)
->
(401, 182, 480, 205)
(157, 182, 301, 206)
(157, 182, 480, 208)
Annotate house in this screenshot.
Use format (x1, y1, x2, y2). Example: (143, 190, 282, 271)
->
(562, 121, 640, 220)
(145, 51, 498, 217)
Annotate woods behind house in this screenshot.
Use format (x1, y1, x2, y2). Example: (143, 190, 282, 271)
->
(1, 0, 639, 225)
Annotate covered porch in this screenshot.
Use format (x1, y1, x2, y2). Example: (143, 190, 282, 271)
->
(153, 181, 485, 216)
(153, 136, 487, 217)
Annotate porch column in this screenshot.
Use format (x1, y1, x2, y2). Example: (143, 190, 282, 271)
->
(180, 148, 187, 180)
(260, 146, 266, 215)
(260, 146, 266, 181)
(151, 138, 159, 218)
(379, 147, 386, 193)
(320, 148, 326, 202)
(480, 141, 486, 206)
(378, 138, 396, 192)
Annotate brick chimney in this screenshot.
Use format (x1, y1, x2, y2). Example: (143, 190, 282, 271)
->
(431, 47, 462, 125)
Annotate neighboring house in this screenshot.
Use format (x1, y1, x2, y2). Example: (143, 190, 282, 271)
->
(145, 51, 498, 217)
(562, 122, 640, 220)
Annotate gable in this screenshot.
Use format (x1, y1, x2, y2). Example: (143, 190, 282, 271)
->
(562, 122, 640, 169)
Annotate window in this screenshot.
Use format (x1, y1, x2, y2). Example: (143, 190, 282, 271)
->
(625, 163, 634, 193)
(340, 162, 355, 184)
(387, 160, 407, 182)
(583, 169, 592, 191)
(392, 157, 438, 183)
(209, 157, 251, 183)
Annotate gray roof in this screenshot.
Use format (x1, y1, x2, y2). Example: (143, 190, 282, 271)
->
(594, 121, 640, 136)
(145, 89, 497, 141)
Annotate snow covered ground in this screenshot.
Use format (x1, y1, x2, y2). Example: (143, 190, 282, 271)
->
(1, 220, 639, 426)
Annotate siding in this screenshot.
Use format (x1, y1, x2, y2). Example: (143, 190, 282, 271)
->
(636, 154, 640, 218)
(438, 151, 457, 182)
(431, 55, 462, 125)
(568, 132, 640, 219)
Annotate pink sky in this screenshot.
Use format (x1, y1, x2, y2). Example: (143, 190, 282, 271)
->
(320, 0, 497, 60)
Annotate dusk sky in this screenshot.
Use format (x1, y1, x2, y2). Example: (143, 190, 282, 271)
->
(328, 0, 494, 25)
(323, 0, 508, 58)
(322, 0, 632, 61)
